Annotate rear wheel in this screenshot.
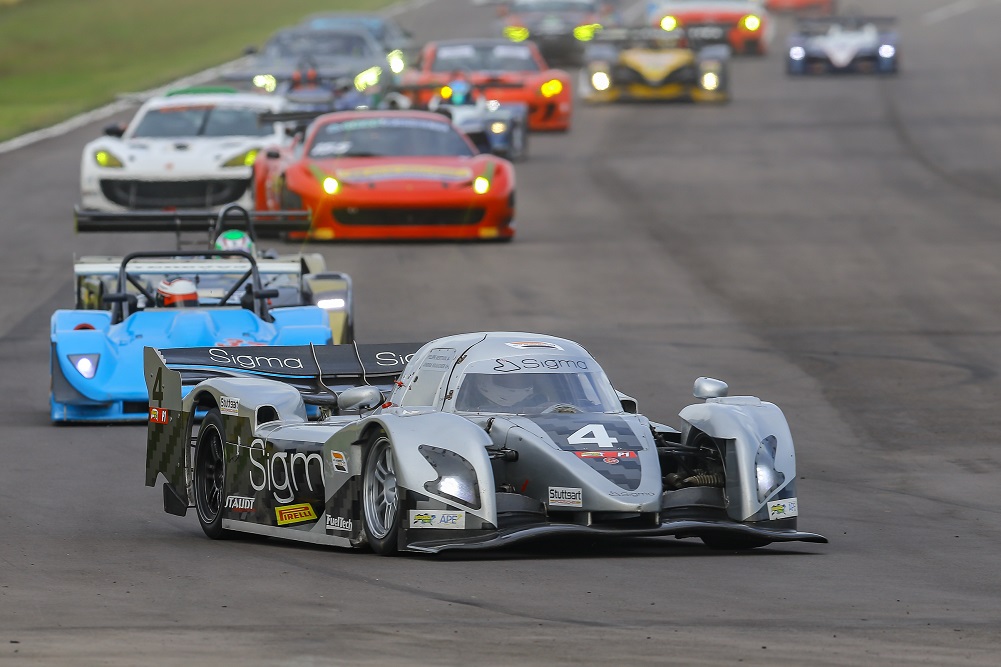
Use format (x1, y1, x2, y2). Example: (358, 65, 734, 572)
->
(363, 434, 402, 555)
(194, 409, 229, 539)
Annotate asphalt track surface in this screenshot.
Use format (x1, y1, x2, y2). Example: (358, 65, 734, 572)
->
(3, 0, 1001, 664)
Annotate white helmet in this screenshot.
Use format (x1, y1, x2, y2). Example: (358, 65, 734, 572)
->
(476, 373, 535, 407)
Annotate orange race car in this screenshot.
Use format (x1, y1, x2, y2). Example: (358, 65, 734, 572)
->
(252, 111, 516, 241)
(398, 39, 572, 132)
(647, 0, 773, 56)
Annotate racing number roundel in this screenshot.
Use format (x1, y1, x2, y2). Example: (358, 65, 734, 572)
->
(567, 423, 620, 449)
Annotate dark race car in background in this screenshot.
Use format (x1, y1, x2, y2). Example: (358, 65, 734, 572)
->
(786, 15, 899, 75)
(498, 0, 613, 66)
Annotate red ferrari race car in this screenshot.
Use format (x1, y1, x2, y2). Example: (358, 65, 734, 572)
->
(764, 0, 835, 15)
(398, 39, 572, 132)
(648, 0, 773, 56)
(252, 111, 516, 241)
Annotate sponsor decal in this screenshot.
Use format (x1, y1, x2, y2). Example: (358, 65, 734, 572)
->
(249, 438, 324, 503)
(215, 338, 268, 347)
(329, 451, 349, 473)
(575, 451, 637, 461)
(209, 347, 305, 371)
(408, 510, 466, 529)
(275, 503, 318, 526)
(325, 515, 353, 532)
(609, 491, 656, 497)
(375, 350, 415, 367)
(420, 348, 457, 371)
(219, 396, 239, 416)
(505, 341, 564, 350)
(767, 497, 799, 520)
(548, 487, 583, 507)
(493, 357, 588, 372)
(148, 407, 169, 424)
(225, 495, 255, 513)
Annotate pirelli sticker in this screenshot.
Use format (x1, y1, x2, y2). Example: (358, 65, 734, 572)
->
(219, 396, 239, 416)
(148, 407, 169, 424)
(275, 503, 317, 526)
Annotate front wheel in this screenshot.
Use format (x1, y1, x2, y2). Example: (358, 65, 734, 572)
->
(362, 434, 403, 555)
(194, 409, 229, 539)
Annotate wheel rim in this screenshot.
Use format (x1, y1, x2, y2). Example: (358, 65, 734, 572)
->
(195, 424, 225, 524)
(364, 438, 398, 539)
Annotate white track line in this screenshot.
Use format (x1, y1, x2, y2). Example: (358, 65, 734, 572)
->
(0, 0, 438, 155)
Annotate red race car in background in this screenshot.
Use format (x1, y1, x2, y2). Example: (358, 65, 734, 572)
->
(398, 39, 572, 132)
(764, 0, 835, 15)
(252, 111, 516, 241)
(647, 0, 773, 55)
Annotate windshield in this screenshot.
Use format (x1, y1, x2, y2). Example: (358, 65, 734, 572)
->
(131, 106, 273, 138)
(431, 44, 539, 72)
(308, 117, 473, 158)
(454, 371, 622, 414)
(307, 17, 388, 41)
(265, 32, 376, 59)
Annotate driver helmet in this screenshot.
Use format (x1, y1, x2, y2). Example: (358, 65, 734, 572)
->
(447, 79, 474, 105)
(477, 373, 535, 407)
(155, 276, 199, 308)
(214, 229, 256, 256)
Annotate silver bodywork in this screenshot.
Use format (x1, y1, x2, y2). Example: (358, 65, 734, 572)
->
(144, 332, 825, 553)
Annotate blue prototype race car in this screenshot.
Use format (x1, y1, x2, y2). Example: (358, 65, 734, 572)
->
(51, 249, 338, 423)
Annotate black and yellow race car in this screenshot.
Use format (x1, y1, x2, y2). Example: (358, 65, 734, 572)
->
(579, 27, 729, 103)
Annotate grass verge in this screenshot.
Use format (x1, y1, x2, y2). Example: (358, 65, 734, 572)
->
(0, 0, 393, 141)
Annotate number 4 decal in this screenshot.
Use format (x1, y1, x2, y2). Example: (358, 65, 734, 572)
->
(567, 424, 619, 449)
(151, 367, 164, 403)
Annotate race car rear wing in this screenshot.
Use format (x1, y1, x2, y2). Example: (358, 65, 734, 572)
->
(148, 341, 423, 403)
(75, 204, 310, 237)
(794, 16, 897, 34)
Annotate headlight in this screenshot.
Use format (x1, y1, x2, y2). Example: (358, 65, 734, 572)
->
(489, 121, 507, 134)
(68, 354, 99, 379)
(473, 176, 490, 194)
(354, 66, 382, 92)
(94, 150, 124, 168)
(878, 44, 896, 58)
(322, 177, 340, 195)
(420, 445, 481, 509)
(540, 79, 563, 97)
(741, 14, 761, 31)
(591, 71, 610, 91)
(789, 46, 806, 61)
(754, 435, 785, 502)
(660, 15, 678, 31)
(573, 23, 602, 41)
(701, 72, 720, 91)
(504, 26, 530, 42)
(387, 49, 405, 74)
(317, 297, 346, 310)
(252, 74, 277, 93)
(222, 148, 259, 167)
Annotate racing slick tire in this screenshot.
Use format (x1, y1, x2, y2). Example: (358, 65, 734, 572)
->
(362, 432, 403, 555)
(194, 409, 230, 539)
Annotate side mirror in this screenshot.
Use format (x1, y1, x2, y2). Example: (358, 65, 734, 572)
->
(255, 288, 280, 300)
(693, 377, 728, 399)
(102, 292, 133, 305)
(244, 45, 258, 56)
(337, 385, 383, 412)
(103, 123, 125, 138)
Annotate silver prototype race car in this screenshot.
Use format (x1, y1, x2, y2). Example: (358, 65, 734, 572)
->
(143, 332, 826, 554)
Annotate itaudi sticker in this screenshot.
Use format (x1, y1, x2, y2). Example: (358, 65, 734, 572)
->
(548, 487, 583, 507)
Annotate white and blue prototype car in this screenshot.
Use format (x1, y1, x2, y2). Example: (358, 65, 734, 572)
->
(143, 332, 826, 554)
